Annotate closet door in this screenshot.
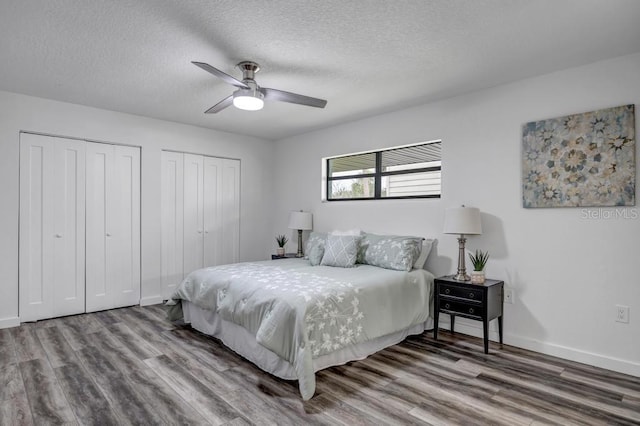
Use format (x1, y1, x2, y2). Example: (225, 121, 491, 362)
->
(85, 142, 116, 312)
(160, 152, 241, 298)
(161, 151, 184, 300)
(183, 153, 205, 275)
(111, 145, 140, 308)
(19, 134, 86, 321)
(203, 156, 222, 267)
(221, 159, 240, 265)
(86, 143, 140, 312)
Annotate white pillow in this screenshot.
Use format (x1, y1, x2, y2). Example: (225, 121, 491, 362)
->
(413, 239, 434, 269)
(329, 229, 362, 236)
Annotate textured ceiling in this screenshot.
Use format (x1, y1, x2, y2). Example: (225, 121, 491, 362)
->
(1, 0, 640, 141)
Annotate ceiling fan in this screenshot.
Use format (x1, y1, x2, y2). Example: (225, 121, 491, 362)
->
(192, 61, 328, 113)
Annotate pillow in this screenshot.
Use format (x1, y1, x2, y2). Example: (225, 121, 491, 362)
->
(329, 228, 362, 236)
(320, 235, 360, 268)
(304, 232, 327, 259)
(413, 238, 434, 269)
(358, 233, 422, 271)
(308, 244, 325, 266)
(357, 232, 421, 264)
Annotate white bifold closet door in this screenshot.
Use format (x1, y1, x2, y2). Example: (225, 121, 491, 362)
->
(161, 151, 239, 300)
(19, 134, 86, 322)
(182, 153, 205, 278)
(19, 133, 140, 322)
(85, 142, 141, 312)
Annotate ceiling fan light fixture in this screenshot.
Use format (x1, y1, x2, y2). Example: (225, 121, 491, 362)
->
(193, 60, 327, 113)
(232, 88, 264, 111)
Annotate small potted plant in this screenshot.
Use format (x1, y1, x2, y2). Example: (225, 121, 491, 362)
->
(468, 249, 489, 284)
(275, 234, 288, 256)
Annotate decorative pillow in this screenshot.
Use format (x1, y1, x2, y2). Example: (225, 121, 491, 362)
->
(308, 244, 325, 266)
(413, 238, 434, 269)
(329, 228, 362, 236)
(320, 235, 360, 268)
(304, 232, 327, 259)
(358, 233, 422, 271)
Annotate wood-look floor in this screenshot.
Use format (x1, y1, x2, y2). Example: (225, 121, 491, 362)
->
(1, 305, 639, 426)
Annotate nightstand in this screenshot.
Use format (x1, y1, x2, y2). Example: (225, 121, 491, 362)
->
(271, 253, 298, 259)
(433, 275, 504, 354)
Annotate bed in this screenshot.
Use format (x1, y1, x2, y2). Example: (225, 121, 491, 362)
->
(166, 233, 435, 400)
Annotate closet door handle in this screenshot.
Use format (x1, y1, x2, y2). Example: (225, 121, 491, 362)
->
(55, 234, 63, 238)
(197, 230, 203, 234)
(106, 233, 112, 237)
(204, 230, 209, 234)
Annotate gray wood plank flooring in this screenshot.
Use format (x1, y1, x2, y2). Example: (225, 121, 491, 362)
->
(1, 305, 638, 425)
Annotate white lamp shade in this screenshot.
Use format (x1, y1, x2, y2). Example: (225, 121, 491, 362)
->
(443, 206, 482, 235)
(288, 211, 313, 230)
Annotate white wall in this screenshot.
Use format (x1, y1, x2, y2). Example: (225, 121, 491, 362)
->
(0, 90, 274, 327)
(272, 53, 640, 376)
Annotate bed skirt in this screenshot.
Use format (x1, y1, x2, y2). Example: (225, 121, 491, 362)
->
(183, 300, 433, 383)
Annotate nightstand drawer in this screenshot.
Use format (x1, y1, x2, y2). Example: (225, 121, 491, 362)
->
(440, 299, 484, 318)
(439, 284, 484, 302)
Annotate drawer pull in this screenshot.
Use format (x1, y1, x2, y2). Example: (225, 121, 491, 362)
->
(444, 288, 450, 294)
(469, 307, 474, 314)
(444, 303, 450, 310)
(469, 293, 475, 298)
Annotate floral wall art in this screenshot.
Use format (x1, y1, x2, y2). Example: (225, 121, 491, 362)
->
(522, 104, 635, 208)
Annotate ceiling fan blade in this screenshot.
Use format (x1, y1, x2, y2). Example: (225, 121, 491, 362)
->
(192, 61, 249, 89)
(261, 88, 327, 108)
(204, 95, 233, 114)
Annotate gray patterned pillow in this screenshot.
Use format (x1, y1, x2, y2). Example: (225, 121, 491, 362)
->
(358, 233, 422, 271)
(308, 244, 325, 266)
(304, 232, 327, 259)
(320, 235, 360, 268)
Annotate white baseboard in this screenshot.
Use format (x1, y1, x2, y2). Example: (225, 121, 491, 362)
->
(506, 333, 640, 377)
(139, 295, 164, 306)
(0, 316, 20, 329)
(436, 318, 640, 377)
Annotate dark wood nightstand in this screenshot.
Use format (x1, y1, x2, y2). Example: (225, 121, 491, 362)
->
(271, 253, 298, 259)
(433, 275, 504, 354)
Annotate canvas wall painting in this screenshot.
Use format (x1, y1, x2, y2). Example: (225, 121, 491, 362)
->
(522, 104, 635, 208)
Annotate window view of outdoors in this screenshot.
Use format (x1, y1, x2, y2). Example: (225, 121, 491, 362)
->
(326, 141, 441, 200)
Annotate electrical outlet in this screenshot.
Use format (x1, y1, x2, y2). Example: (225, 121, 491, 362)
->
(504, 288, 514, 304)
(615, 305, 629, 323)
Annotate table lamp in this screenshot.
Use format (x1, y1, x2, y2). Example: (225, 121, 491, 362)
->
(443, 205, 482, 281)
(288, 211, 313, 257)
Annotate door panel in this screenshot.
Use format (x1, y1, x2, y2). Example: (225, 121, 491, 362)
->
(112, 145, 140, 308)
(221, 159, 240, 265)
(19, 134, 54, 321)
(183, 154, 204, 275)
(85, 142, 114, 312)
(19, 134, 85, 321)
(161, 151, 184, 299)
(52, 140, 86, 317)
(203, 156, 222, 267)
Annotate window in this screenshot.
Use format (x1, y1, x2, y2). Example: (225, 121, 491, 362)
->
(326, 141, 441, 200)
